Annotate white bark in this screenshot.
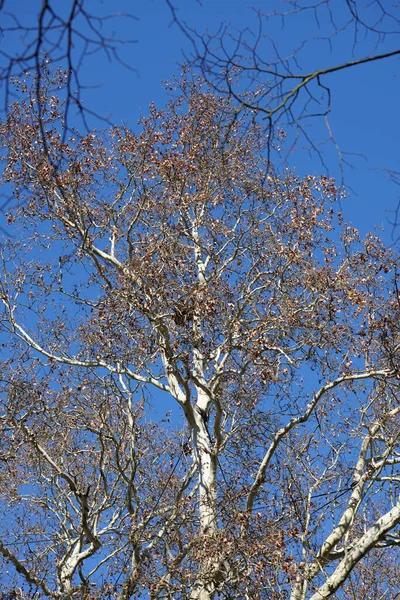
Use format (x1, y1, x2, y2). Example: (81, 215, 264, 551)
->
(289, 404, 400, 600)
(188, 222, 221, 600)
(246, 369, 395, 516)
(308, 500, 400, 600)
(0, 540, 55, 598)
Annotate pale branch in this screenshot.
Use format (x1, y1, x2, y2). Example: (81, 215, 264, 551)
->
(117, 479, 200, 600)
(20, 422, 80, 495)
(52, 213, 193, 411)
(289, 406, 400, 600)
(86, 541, 130, 580)
(316, 405, 400, 564)
(0, 540, 56, 598)
(20, 422, 102, 566)
(246, 369, 396, 514)
(291, 407, 400, 600)
(159, 338, 191, 410)
(1, 297, 169, 393)
(308, 499, 400, 600)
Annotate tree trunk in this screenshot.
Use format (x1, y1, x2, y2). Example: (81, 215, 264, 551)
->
(189, 408, 219, 600)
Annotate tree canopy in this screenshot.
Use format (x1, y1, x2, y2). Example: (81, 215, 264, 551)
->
(0, 70, 400, 599)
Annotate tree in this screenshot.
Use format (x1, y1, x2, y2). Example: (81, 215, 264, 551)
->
(1, 70, 400, 599)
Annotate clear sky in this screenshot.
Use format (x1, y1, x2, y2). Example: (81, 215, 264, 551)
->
(1, 0, 399, 240)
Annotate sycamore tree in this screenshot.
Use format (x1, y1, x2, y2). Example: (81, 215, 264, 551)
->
(1, 69, 400, 600)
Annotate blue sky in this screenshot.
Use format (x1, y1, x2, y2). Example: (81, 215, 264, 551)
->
(78, 0, 400, 242)
(1, 0, 399, 239)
